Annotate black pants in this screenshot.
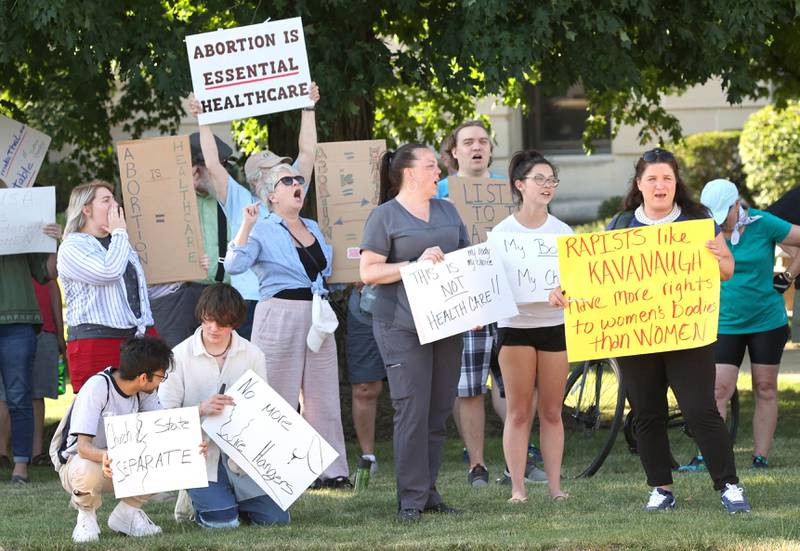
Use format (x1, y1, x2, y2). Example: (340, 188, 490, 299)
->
(618, 344, 738, 491)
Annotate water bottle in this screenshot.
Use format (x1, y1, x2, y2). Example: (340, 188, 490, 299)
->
(57, 356, 66, 395)
(353, 456, 373, 491)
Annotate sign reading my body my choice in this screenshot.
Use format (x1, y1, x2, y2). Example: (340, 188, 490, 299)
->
(186, 17, 314, 125)
(401, 243, 519, 345)
(557, 219, 720, 362)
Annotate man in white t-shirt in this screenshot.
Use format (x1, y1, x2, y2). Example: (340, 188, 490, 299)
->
(56, 336, 173, 543)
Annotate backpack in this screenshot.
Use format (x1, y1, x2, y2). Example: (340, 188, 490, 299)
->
(48, 371, 112, 473)
(608, 210, 634, 230)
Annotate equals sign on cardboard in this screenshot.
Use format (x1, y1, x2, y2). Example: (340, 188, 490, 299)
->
(155, 214, 165, 223)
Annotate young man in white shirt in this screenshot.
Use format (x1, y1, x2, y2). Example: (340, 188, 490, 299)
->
(56, 336, 173, 543)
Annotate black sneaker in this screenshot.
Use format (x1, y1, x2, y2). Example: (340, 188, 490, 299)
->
(423, 502, 461, 514)
(467, 464, 489, 487)
(752, 455, 769, 469)
(396, 508, 421, 523)
(321, 476, 353, 489)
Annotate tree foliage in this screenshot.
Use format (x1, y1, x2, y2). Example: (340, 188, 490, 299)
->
(739, 101, 800, 207)
(2, 0, 799, 194)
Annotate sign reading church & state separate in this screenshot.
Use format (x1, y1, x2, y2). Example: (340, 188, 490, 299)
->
(401, 243, 518, 345)
(448, 176, 515, 244)
(104, 407, 207, 499)
(202, 371, 338, 511)
(116, 136, 206, 284)
(0, 114, 51, 188)
(556, 219, 720, 362)
(186, 18, 313, 125)
(314, 140, 384, 283)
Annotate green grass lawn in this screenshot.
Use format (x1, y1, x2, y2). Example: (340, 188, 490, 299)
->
(1, 376, 799, 550)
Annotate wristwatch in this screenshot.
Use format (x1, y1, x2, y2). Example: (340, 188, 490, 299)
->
(783, 270, 796, 282)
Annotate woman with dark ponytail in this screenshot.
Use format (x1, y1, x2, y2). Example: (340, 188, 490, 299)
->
(360, 144, 470, 523)
(492, 150, 572, 502)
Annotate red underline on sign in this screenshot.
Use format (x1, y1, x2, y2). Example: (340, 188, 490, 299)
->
(204, 71, 301, 90)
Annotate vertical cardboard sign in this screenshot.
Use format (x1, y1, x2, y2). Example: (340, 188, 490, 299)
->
(314, 140, 385, 283)
(0, 186, 56, 254)
(0, 115, 51, 188)
(448, 176, 515, 244)
(556, 219, 720, 362)
(186, 17, 314, 125)
(116, 136, 206, 284)
(400, 243, 519, 345)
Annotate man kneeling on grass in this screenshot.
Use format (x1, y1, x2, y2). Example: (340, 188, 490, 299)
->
(159, 283, 290, 528)
(54, 336, 173, 543)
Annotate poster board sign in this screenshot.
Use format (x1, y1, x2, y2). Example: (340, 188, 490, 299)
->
(556, 219, 720, 362)
(0, 186, 56, 254)
(0, 115, 51, 188)
(448, 176, 515, 244)
(487, 232, 561, 303)
(400, 243, 519, 345)
(104, 407, 207, 499)
(186, 17, 313, 125)
(314, 140, 384, 283)
(116, 135, 206, 284)
(202, 371, 338, 511)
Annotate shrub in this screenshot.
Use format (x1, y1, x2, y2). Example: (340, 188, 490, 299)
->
(596, 195, 623, 220)
(740, 102, 800, 207)
(672, 130, 752, 205)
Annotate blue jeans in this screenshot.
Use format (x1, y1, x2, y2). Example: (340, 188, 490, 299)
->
(187, 461, 290, 528)
(0, 324, 35, 463)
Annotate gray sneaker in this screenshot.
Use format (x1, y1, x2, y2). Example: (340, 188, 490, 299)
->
(468, 464, 489, 487)
(497, 462, 547, 485)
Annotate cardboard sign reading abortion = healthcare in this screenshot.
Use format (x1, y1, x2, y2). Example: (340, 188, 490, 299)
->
(0, 186, 56, 255)
(186, 18, 313, 125)
(557, 219, 720, 362)
(448, 176, 515, 244)
(104, 407, 207, 499)
(202, 371, 338, 511)
(401, 243, 519, 345)
(314, 140, 384, 282)
(116, 136, 206, 284)
(0, 115, 51, 188)
(488, 232, 561, 303)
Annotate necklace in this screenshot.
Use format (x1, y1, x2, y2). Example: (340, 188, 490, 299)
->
(634, 203, 681, 225)
(201, 333, 232, 358)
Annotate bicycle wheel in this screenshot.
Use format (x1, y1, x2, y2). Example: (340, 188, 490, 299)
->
(623, 388, 740, 469)
(560, 357, 625, 478)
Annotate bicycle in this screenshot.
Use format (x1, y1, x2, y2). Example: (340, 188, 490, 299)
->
(559, 358, 739, 478)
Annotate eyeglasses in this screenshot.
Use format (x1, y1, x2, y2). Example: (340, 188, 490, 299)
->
(152, 371, 169, 382)
(277, 175, 306, 187)
(523, 175, 560, 188)
(640, 148, 675, 162)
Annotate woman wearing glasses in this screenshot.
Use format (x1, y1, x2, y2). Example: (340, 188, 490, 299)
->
(224, 164, 350, 489)
(551, 149, 749, 513)
(493, 151, 572, 503)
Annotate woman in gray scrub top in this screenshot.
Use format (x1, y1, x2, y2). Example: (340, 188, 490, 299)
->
(360, 143, 470, 523)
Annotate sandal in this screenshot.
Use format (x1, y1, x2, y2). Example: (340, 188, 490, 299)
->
(507, 496, 528, 504)
(10, 474, 29, 486)
(551, 492, 569, 501)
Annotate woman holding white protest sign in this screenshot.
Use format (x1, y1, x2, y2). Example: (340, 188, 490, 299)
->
(494, 150, 572, 503)
(360, 143, 470, 523)
(697, 178, 800, 471)
(550, 148, 749, 513)
(224, 164, 351, 489)
(58, 181, 157, 393)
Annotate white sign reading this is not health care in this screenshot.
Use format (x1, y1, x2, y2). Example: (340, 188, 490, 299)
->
(0, 115, 51, 188)
(0, 186, 56, 255)
(104, 407, 208, 499)
(401, 243, 519, 345)
(202, 371, 338, 511)
(488, 232, 562, 304)
(186, 17, 314, 125)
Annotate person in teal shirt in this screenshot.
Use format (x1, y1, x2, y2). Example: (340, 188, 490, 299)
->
(700, 178, 800, 469)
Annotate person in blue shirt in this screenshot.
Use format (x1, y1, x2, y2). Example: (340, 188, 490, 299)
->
(223, 163, 350, 489)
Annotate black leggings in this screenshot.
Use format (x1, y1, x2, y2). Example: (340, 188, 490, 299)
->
(618, 344, 738, 491)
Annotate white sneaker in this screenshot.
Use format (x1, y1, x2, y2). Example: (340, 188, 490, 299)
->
(174, 489, 195, 523)
(108, 502, 162, 537)
(72, 509, 100, 543)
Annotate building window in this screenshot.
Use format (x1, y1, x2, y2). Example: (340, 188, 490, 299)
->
(523, 83, 611, 154)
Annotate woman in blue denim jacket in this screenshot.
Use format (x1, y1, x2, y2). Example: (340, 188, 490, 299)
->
(224, 164, 350, 488)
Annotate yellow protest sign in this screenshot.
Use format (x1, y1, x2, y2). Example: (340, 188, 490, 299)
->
(556, 219, 720, 362)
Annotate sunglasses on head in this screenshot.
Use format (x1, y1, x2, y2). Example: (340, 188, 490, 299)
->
(640, 148, 675, 163)
(277, 175, 306, 187)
